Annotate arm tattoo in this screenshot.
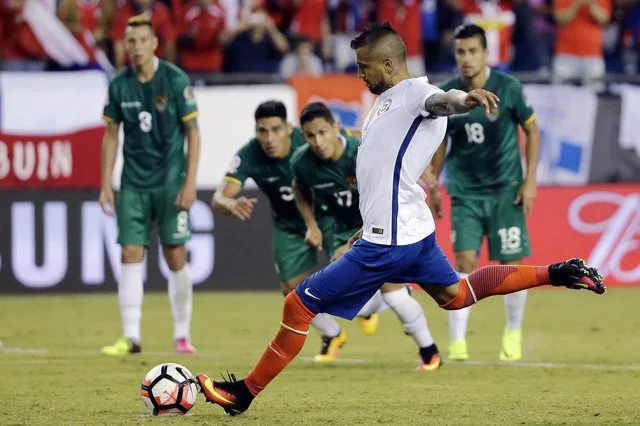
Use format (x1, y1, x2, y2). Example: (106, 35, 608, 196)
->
(423, 90, 468, 116)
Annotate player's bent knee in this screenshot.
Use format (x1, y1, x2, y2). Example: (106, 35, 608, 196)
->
(162, 245, 186, 271)
(455, 251, 477, 273)
(121, 245, 144, 264)
(281, 292, 314, 333)
(380, 282, 405, 293)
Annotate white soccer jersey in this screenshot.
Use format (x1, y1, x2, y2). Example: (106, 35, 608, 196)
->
(357, 77, 447, 246)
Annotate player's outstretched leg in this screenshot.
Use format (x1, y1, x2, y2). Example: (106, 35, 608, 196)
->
(311, 314, 347, 362)
(197, 291, 315, 416)
(380, 284, 441, 371)
(355, 290, 387, 336)
(437, 259, 605, 312)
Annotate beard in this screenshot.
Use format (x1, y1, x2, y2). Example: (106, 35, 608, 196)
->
(367, 80, 395, 95)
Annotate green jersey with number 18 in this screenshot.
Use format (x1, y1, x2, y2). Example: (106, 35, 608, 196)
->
(439, 69, 535, 198)
(102, 58, 198, 190)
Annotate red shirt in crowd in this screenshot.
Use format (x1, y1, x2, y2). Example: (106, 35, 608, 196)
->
(290, 0, 326, 42)
(461, 0, 514, 66)
(180, 1, 226, 71)
(111, 1, 176, 58)
(77, 0, 101, 33)
(377, 0, 422, 57)
(0, 1, 47, 61)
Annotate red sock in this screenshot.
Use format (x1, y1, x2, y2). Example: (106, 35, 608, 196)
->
(440, 265, 550, 310)
(244, 292, 315, 396)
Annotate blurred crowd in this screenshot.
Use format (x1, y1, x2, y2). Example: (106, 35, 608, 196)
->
(2, 0, 640, 81)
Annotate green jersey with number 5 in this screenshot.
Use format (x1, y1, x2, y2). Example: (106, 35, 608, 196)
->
(439, 70, 535, 198)
(225, 128, 308, 232)
(102, 59, 198, 190)
(291, 134, 361, 234)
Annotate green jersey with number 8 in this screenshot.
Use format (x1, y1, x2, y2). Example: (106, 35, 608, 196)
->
(102, 59, 198, 190)
(439, 70, 535, 198)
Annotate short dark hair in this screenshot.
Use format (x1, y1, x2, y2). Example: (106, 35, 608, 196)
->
(453, 24, 487, 49)
(254, 100, 287, 122)
(127, 15, 154, 32)
(350, 21, 397, 50)
(300, 102, 335, 126)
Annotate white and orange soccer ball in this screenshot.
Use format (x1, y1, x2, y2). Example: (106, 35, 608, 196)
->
(141, 363, 198, 416)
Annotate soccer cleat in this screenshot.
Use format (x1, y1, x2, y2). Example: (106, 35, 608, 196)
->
(313, 329, 347, 362)
(447, 338, 469, 361)
(175, 337, 196, 354)
(416, 344, 442, 371)
(196, 372, 254, 416)
(358, 313, 379, 336)
(499, 328, 522, 362)
(548, 258, 606, 294)
(101, 337, 141, 356)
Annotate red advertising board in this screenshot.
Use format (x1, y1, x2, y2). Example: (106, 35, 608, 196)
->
(0, 127, 103, 188)
(430, 185, 640, 286)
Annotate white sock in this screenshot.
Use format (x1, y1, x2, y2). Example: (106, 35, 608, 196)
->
(356, 290, 390, 318)
(310, 313, 341, 337)
(168, 265, 193, 340)
(448, 272, 471, 341)
(119, 262, 144, 344)
(504, 290, 528, 331)
(382, 287, 434, 348)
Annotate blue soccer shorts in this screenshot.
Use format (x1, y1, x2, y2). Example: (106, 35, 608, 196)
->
(296, 232, 460, 320)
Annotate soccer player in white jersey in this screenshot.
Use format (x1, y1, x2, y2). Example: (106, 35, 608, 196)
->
(195, 22, 606, 416)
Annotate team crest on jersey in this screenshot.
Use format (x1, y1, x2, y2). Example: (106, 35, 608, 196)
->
(154, 95, 168, 112)
(227, 155, 241, 174)
(183, 86, 196, 106)
(346, 176, 357, 190)
(377, 99, 392, 116)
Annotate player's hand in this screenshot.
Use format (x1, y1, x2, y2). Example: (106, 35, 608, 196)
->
(99, 187, 115, 216)
(330, 243, 349, 263)
(231, 196, 258, 221)
(515, 179, 537, 216)
(304, 225, 323, 250)
(347, 229, 363, 248)
(464, 89, 500, 116)
(428, 188, 443, 219)
(176, 182, 197, 210)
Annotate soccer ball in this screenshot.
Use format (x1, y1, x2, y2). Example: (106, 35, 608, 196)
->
(141, 363, 198, 416)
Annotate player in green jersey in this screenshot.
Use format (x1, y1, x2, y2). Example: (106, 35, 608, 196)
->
(292, 102, 443, 371)
(429, 24, 541, 362)
(212, 100, 378, 362)
(99, 16, 201, 356)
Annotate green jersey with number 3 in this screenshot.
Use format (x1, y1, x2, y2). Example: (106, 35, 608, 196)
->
(225, 128, 308, 232)
(439, 70, 535, 198)
(103, 59, 198, 190)
(291, 134, 361, 234)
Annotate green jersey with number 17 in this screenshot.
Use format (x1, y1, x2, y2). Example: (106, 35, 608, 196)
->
(102, 58, 198, 190)
(290, 134, 361, 234)
(439, 69, 535, 198)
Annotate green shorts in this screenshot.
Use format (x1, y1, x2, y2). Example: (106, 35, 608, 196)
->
(328, 227, 360, 259)
(451, 188, 530, 261)
(272, 218, 334, 282)
(116, 187, 191, 247)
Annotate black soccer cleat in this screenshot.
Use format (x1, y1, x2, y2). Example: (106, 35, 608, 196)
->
(548, 258, 606, 294)
(196, 372, 254, 416)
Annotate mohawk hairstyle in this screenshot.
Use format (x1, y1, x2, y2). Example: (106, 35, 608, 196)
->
(349, 21, 398, 50)
(127, 14, 154, 32)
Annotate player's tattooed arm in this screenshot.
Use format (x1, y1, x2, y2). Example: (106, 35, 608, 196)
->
(423, 89, 499, 116)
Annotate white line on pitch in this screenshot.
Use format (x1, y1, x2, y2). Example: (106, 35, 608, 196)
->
(450, 359, 640, 371)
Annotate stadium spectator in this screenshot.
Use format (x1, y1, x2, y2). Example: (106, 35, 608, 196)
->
(73, 0, 115, 46)
(378, 0, 425, 76)
(290, 0, 332, 60)
(177, 0, 227, 72)
(461, 0, 515, 70)
(111, 0, 177, 69)
(222, 8, 289, 73)
(280, 34, 324, 76)
(529, 0, 555, 72)
(0, 0, 48, 71)
(435, 0, 465, 71)
(553, 0, 611, 86)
